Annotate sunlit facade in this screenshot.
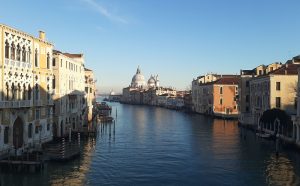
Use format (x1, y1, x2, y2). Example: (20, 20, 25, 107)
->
(0, 24, 54, 155)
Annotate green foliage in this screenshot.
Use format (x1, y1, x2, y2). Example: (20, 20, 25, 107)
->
(260, 108, 292, 126)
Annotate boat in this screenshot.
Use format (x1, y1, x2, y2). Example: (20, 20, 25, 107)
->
(256, 132, 271, 139)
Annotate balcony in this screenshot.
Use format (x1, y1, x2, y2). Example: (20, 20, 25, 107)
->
(47, 99, 54, 105)
(33, 100, 42, 107)
(0, 100, 32, 108)
(4, 58, 32, 69)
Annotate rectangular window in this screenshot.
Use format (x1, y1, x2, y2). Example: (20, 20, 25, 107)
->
(220, 87, 223, 94)
(85, 87, 89, 93)
(28, 124, 32, 138)
(220, 98, 223, 105)
(4, 127, 9, 144)
(35, 126, 39, 134)
(276, 97, 281, 108)
(246, 81, 249, 87)
(276, 82, 280, 91)
(246, 106, 249, 112)
(246, 95, 250, 103)
(35, 109, 40, 119)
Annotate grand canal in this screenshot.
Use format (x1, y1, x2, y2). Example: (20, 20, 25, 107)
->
(1, 102, 300, 185)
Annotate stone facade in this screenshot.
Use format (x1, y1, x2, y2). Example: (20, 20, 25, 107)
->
(0, 24, 54, 155)
(52, 50, 86, 137)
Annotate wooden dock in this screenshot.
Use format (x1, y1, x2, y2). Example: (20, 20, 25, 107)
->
(44, 138, 80, 161)
(0, 152, 44, 172)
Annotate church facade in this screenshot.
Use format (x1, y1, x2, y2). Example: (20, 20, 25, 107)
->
(122, 66, 177, 106)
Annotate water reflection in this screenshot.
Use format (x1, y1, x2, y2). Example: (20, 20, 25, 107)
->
(265, 154, 300, 186)
(2, 103, 300, 185)
(49, 137, 96, 186)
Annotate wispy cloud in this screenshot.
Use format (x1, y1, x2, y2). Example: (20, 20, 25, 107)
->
(81, 0, 128, 24)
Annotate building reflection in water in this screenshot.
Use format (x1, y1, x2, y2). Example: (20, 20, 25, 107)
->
(265, 154, 300, 186)
(49, 137, 96, 186)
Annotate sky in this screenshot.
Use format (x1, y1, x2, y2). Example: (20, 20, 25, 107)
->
(1, 0, 300, 94)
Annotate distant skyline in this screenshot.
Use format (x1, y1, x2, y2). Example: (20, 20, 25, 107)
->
(2, 0, 300, 93)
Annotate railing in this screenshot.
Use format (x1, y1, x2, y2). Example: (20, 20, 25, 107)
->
(4, 58, 32, 69)
(4, 59, 9, 65)
(0, 100, 32, 108)
(48, 99, 54, 105)
(33, 100, 42, 106)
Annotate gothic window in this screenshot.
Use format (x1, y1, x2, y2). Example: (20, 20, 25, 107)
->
(22, 45, 26, 62)
(4, 127, 9, 144)
(16, 44, 21, 61)
(11, 83, 15, 100)
(6, 83, 9, 100)
(35, 84, 39, 100)
(28, 47, 31, 63)
(47, 53, 50, 69)
(11, 42, 15, 60)
(17, 83, 21, 100)
(52, 75, 56, 89)
(28, 123, 32, 138)
(23, 84, 26, 100)
(35, 49, 38, 67)
(5, 40, 9, 59)
(52, 58, 56, 66)
(28, 85, 32, 100)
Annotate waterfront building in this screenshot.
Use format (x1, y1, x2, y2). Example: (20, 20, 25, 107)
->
(0, 24, 54, 155)
(84, 68, 96, 122)
(249, 62, 299, 127)
(192, 74, 239, 118)
(52, 50, 86, 137)
(122, 66, 165, 104)
(183, 91, 193, 112)
(238, 62, 282, 125)
(192, 74, 220, 113)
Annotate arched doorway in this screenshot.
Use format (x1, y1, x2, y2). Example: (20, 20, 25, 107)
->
(13, 117, 23, 148)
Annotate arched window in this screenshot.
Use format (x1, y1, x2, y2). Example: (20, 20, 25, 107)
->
(22, 45, 26, 62)
(11, 83, 15, 100)
(23, 84, 26, 100)
(28, 123, 32, 138)
(34, 49, 38, 67)
(35, 84, 39, 100)
(47, 53, 50, 69)
(6, 83, 9, 100)
(4, 127, 9, 144)
(17, 83, 21, 100)
(28, 85, 32, 100)
(52, 75, 56, 89)
(16, 44, 21, 61)
(28, 47, 31, 63)
(11, 42, 15, 60)
(5, 40, 9, 59)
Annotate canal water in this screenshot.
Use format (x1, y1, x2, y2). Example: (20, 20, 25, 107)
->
(1, 102, 300, 185)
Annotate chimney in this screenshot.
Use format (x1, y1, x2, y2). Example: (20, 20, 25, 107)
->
(39, 30, 46, 41)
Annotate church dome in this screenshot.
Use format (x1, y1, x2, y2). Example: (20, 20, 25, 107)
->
(131, 66, 146, 88)
(148, 75, 156, 87)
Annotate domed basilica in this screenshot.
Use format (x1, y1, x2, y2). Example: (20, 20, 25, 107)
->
(130, 66, 159, 89)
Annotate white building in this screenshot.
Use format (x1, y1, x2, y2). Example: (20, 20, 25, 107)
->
(52, 50, 86, 137)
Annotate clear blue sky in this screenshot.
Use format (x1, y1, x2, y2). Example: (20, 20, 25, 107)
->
(2, 0, 300, 93)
